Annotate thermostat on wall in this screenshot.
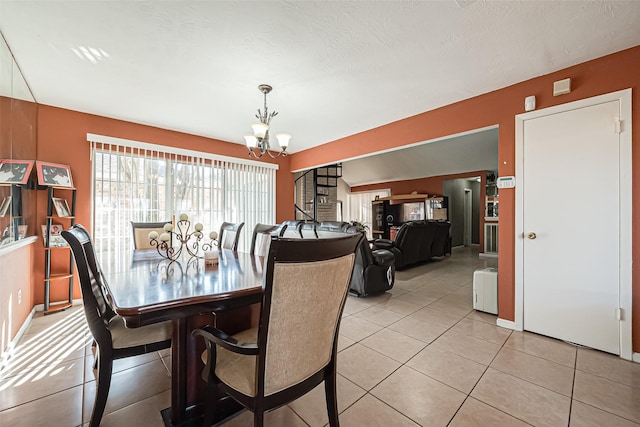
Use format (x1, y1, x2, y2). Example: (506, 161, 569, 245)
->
(496, 176, 516, 189)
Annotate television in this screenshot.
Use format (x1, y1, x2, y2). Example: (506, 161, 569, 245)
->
(401, 202, 425, 223)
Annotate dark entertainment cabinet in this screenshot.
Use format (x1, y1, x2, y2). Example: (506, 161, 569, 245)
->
(372, 194, 448, 240)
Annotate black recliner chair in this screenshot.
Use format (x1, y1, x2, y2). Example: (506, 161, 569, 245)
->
(349, 234, 395, 297)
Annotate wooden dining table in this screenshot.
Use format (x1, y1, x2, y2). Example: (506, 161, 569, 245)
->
(99, 248, 265, 426)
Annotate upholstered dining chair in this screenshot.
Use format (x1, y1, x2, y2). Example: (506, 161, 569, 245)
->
(130, 221, 171, 249)
(61, 224, 172, 427)
(218, 221, 245, 251)
(276, 220, 304, 238)
(249, 223, 278, 256)
(192, 232, 363, 427)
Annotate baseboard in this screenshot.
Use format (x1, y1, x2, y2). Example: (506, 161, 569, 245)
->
(497, 318, 521, 331)
(633, 353, 640, 364)
(0, 306, 36, 372)
(34, 299, 83, 312)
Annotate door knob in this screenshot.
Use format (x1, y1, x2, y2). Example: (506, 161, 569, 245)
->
(527, 232, 537, 240)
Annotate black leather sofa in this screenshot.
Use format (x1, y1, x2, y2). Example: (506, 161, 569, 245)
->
(373, 220, 450, 269)
(284, 221, 395, 297)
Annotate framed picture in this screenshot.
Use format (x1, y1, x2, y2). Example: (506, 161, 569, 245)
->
(0, 159, 34, 185)
(0, 196, 10, 217)
(0, 226, 11, 245)
(41, 223, 67, 247)
(36, 161, 74, 188)
(52, 197, 72, 217)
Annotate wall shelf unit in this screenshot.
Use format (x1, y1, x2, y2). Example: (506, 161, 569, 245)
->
(483, 173, 498, 256)
(371, 193, 449, 240)
(43, 186, 76, 315)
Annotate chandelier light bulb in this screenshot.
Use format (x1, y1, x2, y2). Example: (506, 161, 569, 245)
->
(251, 122, 269, 138)
(244, 135, 258, 148)
(275, 133, 291, 149)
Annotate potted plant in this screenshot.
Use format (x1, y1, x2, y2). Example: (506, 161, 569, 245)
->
(349, 220, 369, 232)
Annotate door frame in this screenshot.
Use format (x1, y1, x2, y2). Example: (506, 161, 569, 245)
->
(463, 188, 472, 246)
(513, 89, 632, 360)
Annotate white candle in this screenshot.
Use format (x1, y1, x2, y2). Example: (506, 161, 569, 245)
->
(164, 223, 173, 232)
(179, 213, 189, 221)
(193, 231, 202, 238)
(148, 231, 159, 240)
(195, 223, 203, 231)
(209, 231, 218, 240)
(159, 232, 171, 242)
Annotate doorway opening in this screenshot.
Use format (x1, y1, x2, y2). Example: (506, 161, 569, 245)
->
(463, 188, 472, 246)
(443, 177, 480, 249)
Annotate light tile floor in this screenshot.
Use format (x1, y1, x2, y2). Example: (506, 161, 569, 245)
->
(1, 246, 639, 426)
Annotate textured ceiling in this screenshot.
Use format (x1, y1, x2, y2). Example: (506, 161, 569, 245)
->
(0, 1, 639, 185)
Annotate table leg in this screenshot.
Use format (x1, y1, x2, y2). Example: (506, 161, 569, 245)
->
(171, 317, 187, 425)
(168, 303, 260, 426)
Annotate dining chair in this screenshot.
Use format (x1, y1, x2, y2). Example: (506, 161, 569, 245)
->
(276, 220, 304, 238)
(218, 221, 245, 251)
(192, 232, 363, 427)
(130, 220, 171, 249)
(249, 223, 278, 256)
(61, 224, 172, 427)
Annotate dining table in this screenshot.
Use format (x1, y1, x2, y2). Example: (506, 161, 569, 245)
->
(98, 248, 265, 426)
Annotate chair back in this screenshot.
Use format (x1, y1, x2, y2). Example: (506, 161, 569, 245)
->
(61, 224, 116, 347)
(277, 220, 303, 238)
(257, 233, 362, 396)
(130, 221, 170, 249)
(218, 222, 245, 251)
(250, 223, 278, 256)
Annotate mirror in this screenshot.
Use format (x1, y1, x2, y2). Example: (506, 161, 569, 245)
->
(0, 32, 37, 247)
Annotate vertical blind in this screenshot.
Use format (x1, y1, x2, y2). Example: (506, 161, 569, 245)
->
(87, 134, 277, 254)
(345, 189, 390, 239)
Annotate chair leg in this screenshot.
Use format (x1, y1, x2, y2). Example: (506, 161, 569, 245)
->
(254, 410, 264, 427)
(325, 367, 340, 427)
(202, 381, 218, 427)
(90, 355, 112, 427)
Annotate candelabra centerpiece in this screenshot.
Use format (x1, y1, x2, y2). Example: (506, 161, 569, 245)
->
(148, 214, 218, 267)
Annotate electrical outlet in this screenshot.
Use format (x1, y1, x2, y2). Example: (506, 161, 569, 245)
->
(17, 289, 22, 305)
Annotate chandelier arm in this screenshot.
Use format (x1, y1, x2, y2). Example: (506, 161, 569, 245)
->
(266, 149, 287, 159)
(247, 148, 259, 159)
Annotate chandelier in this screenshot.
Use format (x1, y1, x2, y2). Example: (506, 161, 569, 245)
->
(244, 84, 290, 159)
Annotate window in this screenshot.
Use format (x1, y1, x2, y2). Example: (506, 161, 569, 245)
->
(88, 134, 276, 254)
(345, 189, 390, 239)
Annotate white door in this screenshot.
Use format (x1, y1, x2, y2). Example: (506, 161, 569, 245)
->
(520, 98, 624, 355)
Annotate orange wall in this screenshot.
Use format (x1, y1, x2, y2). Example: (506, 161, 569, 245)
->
(290, 45, 640, 352)
(35, 106, 294, 305)
(0, 241, 35, 359)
